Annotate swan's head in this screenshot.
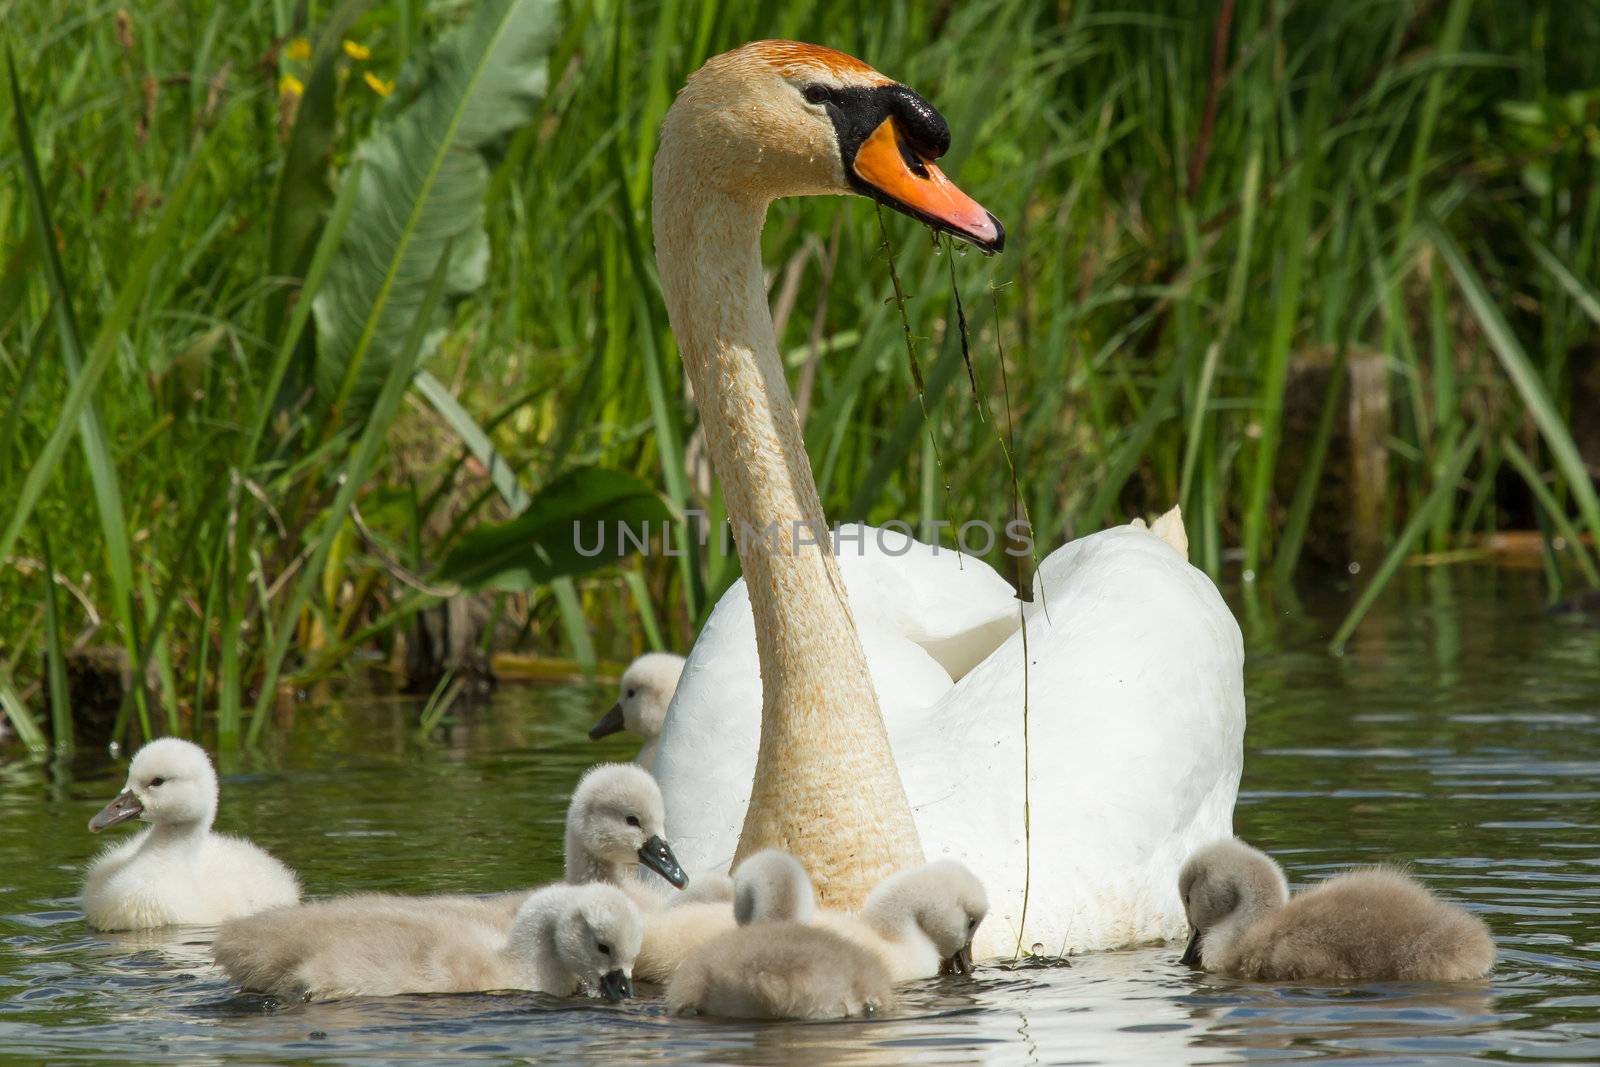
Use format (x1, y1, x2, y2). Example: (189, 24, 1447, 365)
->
(89, 737, 218, 832)
(1177, 838, 1290, 969)
(657, 39, 1002, 252)
(732, 848, 816, 925)
(567, 763, 688, 888)
(866, 859, 989, 975)
(588, 652, 685, 743)
(518, 884, 643, 1001)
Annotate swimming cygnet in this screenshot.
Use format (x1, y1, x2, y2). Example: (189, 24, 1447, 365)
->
(816, 859, 989, 982)
(587, 652, 685, 770)
(81, 737, 300, 930)
(1178, 838, 1496, 982)
(563, 762, 688, 892)
(668, 849, 895, 1019)
(214, 883, 642, 1002)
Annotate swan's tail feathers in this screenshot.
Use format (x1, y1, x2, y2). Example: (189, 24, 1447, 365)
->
(1150, 505, 1189, 560)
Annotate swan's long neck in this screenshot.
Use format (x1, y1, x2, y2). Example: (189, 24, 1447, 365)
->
(653, 135, 923, 908)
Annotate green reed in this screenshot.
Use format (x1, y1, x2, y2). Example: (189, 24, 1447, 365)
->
(2, 0, 1599, 749)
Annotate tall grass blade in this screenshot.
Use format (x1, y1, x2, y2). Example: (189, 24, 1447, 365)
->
(1330, 425, 1483, 653)
(39, 529, 72, 753)
(1431, 220, 1600, 547)
(0, 74, 205, 568)
(413, 369, 530, 511)
(8, 48, 150, 735)
(1501, 435, 1600, 587)
(0, 675, 49, 756)
(247, 244, 459, 745)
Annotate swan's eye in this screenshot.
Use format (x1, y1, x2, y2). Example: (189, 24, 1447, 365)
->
(148, 777, 166, 788)
(625, 815, 641, 828)
(597, 942, 611, 956)
(967, 917, 977, 930)
(625, 688, 637, 699)
(802, 84, 830, 105)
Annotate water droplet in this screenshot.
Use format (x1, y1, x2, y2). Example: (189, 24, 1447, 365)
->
(1242, 568, 1257, 583)
(932, 241, 943, 255)
(1031, 942, 1045, 956)
(955, 242, 969, 257)
(1347, 561, 1362, 576)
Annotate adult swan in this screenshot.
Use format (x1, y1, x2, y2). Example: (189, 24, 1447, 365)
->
(649, 40, 1245, 958)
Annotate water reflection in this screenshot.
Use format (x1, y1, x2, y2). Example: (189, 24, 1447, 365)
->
(0, 567, 1597, 1063)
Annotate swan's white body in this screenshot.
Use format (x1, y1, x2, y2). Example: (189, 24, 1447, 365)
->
(654, 522, 1245, 958)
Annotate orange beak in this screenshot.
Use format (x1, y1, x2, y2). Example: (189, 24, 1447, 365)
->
(851, 117, 1003, 253)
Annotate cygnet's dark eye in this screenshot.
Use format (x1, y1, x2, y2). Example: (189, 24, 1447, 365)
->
(968, 917, 978, 930)
(625, 688, 637, 699)
(149, 777, 166, 788)
(597, 942, 611, 956)
(802, 84, 830, 105)
(625, 815, 641, 828)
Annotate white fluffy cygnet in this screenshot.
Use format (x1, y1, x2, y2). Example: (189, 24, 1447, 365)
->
(816, 859, 989, 981)
(587, 652, 685, 770)
(668, 849, 894, 1019)
(81, 737, 300, 930)
(214, 883, 643, 1002)
(1178, 838, 1496, 982)
(563, 762, 689, 893)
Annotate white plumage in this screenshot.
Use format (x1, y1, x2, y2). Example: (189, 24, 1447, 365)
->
(652, 519, 1245, 958)
(81, 737, 300, 930)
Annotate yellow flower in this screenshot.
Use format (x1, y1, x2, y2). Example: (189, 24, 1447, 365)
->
(278, 72, 305, 97)
(363, 71, 393, 97)
(284, 37, 311, 61)
(342, 39, 371, 60)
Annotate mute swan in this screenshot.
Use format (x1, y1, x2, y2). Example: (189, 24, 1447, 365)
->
(815, 859, 988, 981)
(213, 883, 642, 1002)
(81, 737, 300, 930)
(648, 38, 1245, 957)
(1178, 839, 1496, 982)
(587, 652, 686, 771)
(668, 849, 894, 1019)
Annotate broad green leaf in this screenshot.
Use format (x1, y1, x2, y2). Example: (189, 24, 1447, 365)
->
(313, 0, 559, 425)
(437, 468, 671, 592)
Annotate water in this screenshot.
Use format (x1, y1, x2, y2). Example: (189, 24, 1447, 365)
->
(2, 568, 1597, 1064)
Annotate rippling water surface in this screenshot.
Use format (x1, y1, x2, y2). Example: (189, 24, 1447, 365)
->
(2, 568, 1597, 1064)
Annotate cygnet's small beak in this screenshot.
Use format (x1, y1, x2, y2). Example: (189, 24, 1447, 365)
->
(940, 941, 976, 977)
(1179, 927, 1203, 969)
(587, 702, 626, 741)
(638, 834, 689, 889)
(88, 790, 143, 832)
(598, 968, 634, 1001)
